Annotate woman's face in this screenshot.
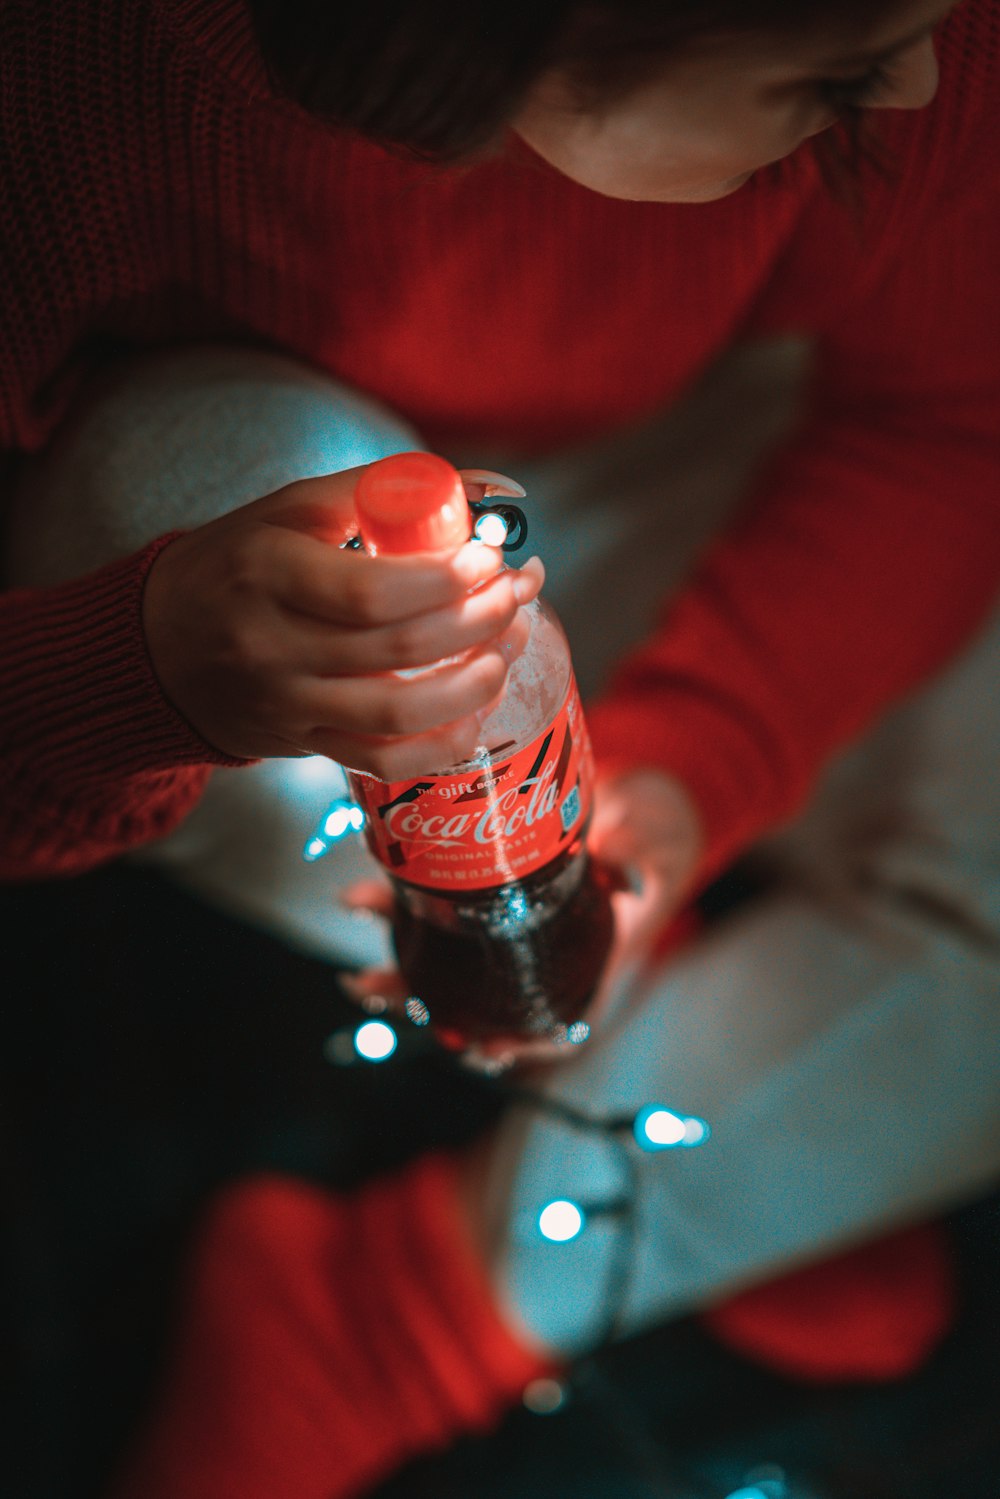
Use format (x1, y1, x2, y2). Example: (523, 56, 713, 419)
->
(512, 0, 953, 202)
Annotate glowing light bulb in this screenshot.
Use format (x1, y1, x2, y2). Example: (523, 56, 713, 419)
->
(473, 511, 510, 548)
(723, 1489, 771, 1499)
(323, 799, 364, 839)
(681, 1115, 711, 1147)
(323, 807, 348, 839)
(538, 1199, 585, 1242)
(302, 799, 365, 861)
(353, 1020, 397, 1061)
(634, 1105, 687, 1150)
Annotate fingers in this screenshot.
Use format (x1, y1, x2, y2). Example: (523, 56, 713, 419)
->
(314, 631, 523, 740)
(270, 525, 542, 627)
(589, 770, 704, 902)
(338, 879, 395, 919)
(308, 710, 490, 781)
(286, 557, 543, 674)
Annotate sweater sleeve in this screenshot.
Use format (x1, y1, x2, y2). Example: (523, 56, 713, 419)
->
(0, 532, 244, 880)
(586, 120, 1000, 887)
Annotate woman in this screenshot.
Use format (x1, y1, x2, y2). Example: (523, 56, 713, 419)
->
(1, 2, 997, 1495)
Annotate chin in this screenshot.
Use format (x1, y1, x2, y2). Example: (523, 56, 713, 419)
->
(631, 170, 756, 203)
(670, 170, 755, 201)
(571, 167, 756, 203)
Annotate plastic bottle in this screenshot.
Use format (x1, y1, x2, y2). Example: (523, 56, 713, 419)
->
(345, 451, 614, 1046)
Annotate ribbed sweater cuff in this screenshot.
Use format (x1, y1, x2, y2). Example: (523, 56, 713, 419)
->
(2, 533, 245, 788)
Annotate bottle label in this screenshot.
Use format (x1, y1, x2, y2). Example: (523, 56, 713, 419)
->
(351, 675, 595, 892)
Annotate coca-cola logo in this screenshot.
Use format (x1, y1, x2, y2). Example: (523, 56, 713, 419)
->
(385, 761, 558, 849)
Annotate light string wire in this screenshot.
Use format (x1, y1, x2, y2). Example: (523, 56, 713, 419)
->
(331, 993, 780, 1497)
(472, 1069, 713, 1499)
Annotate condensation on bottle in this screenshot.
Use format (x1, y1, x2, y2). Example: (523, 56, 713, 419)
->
(345, 452, 614, 1046)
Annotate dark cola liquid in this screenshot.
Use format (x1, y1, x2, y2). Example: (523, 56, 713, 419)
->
(390, 838, 615, 1045)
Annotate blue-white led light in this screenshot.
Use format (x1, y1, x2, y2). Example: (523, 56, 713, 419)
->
(538, 1199, 585, 1243)
(302, 798, 365, 861)
(634, 1104, 687, 1150)
(324, 802, 365, 838)
(681, 1116, 711, 1147)
(353, 1020, 398, 1061)
(473, 511, 510, 548)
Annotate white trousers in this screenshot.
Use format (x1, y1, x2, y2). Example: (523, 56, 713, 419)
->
(8, 345, 999, 1355)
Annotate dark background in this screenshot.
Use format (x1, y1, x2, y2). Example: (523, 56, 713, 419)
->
(3, 862, 998, 1499)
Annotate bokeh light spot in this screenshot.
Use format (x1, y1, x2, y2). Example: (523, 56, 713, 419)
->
(681, 1116, 711, 1147)
(522, 1377, 568, 1414)
(473, 512, 510, 548)
(538, 1199, 584, 1242)
(323, 800, 365, 839)
(353, 1020, 397, 1061)
(634, 1104, 687, 1150)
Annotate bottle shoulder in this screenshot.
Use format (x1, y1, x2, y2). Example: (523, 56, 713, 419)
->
(478, 595, 572, 756)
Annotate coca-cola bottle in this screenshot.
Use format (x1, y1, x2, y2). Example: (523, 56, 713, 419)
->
(346, 451, 615, 1046)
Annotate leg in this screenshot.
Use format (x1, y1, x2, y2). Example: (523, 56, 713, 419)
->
(482, 602, 1000, 1355)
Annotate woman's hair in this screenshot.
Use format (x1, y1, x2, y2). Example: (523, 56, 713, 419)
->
(246, 0, 903, 163)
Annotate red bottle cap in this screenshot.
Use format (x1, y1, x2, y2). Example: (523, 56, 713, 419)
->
(354, 452, 472, 555)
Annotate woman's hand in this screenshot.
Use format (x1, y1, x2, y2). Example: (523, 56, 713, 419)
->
(339, 768, 704, 1067)
(587, 767, 704, 988)
(142, 465, 543, 777)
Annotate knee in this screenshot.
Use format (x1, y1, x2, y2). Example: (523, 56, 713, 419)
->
(6, 344, 422, 584)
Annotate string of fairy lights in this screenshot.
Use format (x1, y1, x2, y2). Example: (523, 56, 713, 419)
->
(323, 992, 812, 1499)
(307, 501, 815, 1499)
(312, 816, 816, 1499)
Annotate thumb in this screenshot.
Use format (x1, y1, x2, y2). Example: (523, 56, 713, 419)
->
(244, 464, 373, 545)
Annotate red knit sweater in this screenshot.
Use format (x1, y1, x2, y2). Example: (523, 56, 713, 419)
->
(1, 0, 998, 882)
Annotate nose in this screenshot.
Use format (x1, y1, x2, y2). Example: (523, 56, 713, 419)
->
(872, 36, 940, 110)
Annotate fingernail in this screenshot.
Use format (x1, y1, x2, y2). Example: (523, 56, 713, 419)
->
(512, 556, 543, 603)
(458, 468, 527, 498)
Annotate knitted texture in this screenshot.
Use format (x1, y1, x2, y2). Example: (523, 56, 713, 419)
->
(1, 0, 998, 877)
(0, 535, 240, 877)
(109, 1154, 554, 1499)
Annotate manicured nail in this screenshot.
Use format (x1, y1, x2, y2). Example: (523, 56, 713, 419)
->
(512, 556, 544, 603)
(458, 468, 527, 498)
